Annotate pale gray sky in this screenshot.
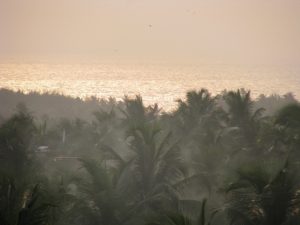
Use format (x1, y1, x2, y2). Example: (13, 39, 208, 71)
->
(0, 0, 300, 64)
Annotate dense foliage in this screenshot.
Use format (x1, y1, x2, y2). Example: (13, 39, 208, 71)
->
(0, 88, 299, 225)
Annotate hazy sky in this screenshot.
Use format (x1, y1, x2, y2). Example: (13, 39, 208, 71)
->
(0, 0, 300, 64)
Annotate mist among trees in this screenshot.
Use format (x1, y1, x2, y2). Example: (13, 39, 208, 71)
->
(0, 88, 300, 225)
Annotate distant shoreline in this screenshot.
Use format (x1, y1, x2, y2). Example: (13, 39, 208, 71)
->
(0, 88, 298, 121)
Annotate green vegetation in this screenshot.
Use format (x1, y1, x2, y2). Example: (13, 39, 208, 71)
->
(0, 88, 299, 225)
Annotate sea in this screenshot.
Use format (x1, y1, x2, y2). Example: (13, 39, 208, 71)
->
(0, 62, 299, 111)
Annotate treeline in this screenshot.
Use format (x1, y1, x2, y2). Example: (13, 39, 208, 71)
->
(0, 88, 119, 121)
(0, 88, 297, 120)
(0, 88, 300, 225)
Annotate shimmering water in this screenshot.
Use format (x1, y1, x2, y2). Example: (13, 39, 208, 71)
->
(0, 63, 299, 110)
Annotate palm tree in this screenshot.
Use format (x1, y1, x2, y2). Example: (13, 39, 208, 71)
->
(93, 106, 119, 132)
(121, 95, 161, 132)
(91, 107, 124, 154)
(0, 107, 58, 225)
(0, 107, 37, 178)
(100, 121, 187, 221)
(70, 158, 127, 225)
(224, 89, 265, 150)
(130, 123, 185, 201)
(172, 90, 231, 196)
(16, 184, 56, 225)
(225, 160, 300, 225)
(0, 179, 56, 225)
(275, 104, 300, 148)
(173, 89, 220, 134)
(146, 198, 218, 225)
